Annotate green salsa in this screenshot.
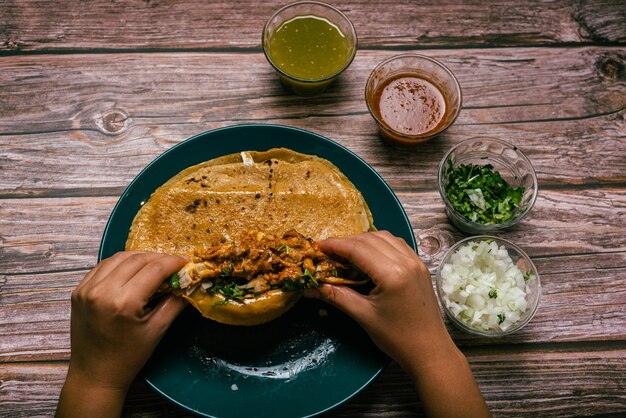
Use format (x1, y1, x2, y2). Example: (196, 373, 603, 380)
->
(267, 15, 352, 80)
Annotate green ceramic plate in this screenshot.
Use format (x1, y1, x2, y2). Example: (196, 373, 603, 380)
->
(99, 124, 416, 418)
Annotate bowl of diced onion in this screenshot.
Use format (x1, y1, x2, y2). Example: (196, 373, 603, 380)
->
(435, 236, 540, 336)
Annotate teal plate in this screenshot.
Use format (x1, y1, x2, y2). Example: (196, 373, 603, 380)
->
(99, 124, 416, 418)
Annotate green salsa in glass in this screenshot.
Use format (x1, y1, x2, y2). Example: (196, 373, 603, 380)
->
(267, 15, 352, 80)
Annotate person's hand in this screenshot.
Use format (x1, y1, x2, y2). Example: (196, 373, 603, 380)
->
(304, 230, 449, 368)
(57, 251, 187, 418)
(304, 231, 491, 418)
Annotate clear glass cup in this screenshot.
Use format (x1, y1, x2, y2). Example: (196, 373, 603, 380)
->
(438, 137, 538, 234)
(262, 1, 357, 96)
(435, 235, 541, 337)
(365, 54, 462, 144)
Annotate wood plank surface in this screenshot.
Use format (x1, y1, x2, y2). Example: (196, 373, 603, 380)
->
(2, 346, 625, 417)
(1, 0, 625, 53)
(1, 48, 625, 197)
(2, 246, 625, 362)
(2, 0, 625, 416)
(2, 187, 624, 275)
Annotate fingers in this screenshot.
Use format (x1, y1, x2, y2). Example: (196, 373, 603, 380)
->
(372, 231, 417, 259)
(304, 284, 371, 323)
(319, 232, 402, 282)
(147, 295, 188, 337)
(75, 251, 149, 293)
(122, 254, 188, 302)
(97, 252, 168, 291)
(72, 251, 186, 320)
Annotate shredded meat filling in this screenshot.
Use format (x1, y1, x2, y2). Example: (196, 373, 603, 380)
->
(160, 230, 367, 299)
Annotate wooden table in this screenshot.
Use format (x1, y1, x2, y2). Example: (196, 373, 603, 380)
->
(1, 1, 625, 416)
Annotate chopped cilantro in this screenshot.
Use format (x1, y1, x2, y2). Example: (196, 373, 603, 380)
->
(444, 161, 525, 225)
(282, 269, 320, 291)
(169, 273, 180, 289)
(210, 281, 245, 301)
(497, 313, 505, 324)
(488, 288, 497, 299)
(523, 271, 531, 281)
(301, 268, 319, 287)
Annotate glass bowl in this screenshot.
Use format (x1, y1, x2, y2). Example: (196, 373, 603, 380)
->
(435, 235, 541, 337)
(365, 54, 462, 144)
(262, 1, 357, 96)
(438, 137, 538, 234)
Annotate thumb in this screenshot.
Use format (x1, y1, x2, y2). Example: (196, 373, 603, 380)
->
(148, 295, 187, 338)
(305, 284, 371, 323)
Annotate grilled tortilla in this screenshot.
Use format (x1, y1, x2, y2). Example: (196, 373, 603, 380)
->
(126, 148, 373, 255)
(126, 148, 374, 325)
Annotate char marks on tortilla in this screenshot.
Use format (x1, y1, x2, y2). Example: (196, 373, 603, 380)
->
(126, 148, 373, 256)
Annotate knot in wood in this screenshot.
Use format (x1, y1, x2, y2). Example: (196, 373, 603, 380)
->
(418, 235, 440, 256)
(98, 110, 129, 135)
(4, 38, 19, 50)
(596, 54, 625, 81)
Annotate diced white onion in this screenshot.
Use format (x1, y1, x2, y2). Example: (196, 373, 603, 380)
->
(241, 151, 254, 166)
(440, 240, 531, 332)
(466, 188, 486, 210)
(185, 284, 199, 296)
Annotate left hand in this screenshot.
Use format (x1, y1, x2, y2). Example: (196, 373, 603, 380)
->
(57, 251, 187, 417)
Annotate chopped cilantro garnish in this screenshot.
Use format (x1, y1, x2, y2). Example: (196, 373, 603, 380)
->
(523, 271, 531, 281)
(301, 268, 318, 287)
(497, 313, 506, 324)
(169, 273, 180, 289)
(488, 289, 497, 299)
(444, 161, 525, 225)
(210, 281, 245, 301)
(281, 269, 320, 291)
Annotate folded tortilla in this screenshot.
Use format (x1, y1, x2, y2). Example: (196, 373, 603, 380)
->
(126, 148, 374, 256)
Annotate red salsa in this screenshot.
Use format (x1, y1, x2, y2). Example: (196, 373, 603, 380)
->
(373, 74, 447, 138)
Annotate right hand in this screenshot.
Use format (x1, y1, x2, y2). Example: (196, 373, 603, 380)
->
(304, 231, 452, 370)
(304, 231, 491, 418)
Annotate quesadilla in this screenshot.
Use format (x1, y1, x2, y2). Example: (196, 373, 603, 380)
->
(126, 148, 374, 325)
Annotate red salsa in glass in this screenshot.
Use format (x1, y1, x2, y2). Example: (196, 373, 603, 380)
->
(373, 74, 448, 138)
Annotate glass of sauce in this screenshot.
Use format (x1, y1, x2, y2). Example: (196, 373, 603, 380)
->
(263, 1, 357, 96)
(365, 54, 462, 144)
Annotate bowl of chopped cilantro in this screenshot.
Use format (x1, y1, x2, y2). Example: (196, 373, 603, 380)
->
(438, 137, 538, 234)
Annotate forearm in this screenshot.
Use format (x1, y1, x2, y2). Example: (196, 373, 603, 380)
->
(400, 339, 491, 418)
(56, 369, 127, 418)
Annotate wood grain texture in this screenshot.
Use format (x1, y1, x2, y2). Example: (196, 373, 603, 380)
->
(1, 48, 625, 197)
(2, 347, 625, 417)
(1, 247, 625, 361)
(1, 0, 625, 53)
(2, 1, 626, 416)
(2, 186, 624, 275)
